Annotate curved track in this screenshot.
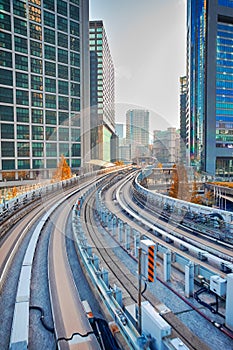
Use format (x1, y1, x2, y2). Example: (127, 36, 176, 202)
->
(79, 177, 211, 350)
(48, 196, 100, 349)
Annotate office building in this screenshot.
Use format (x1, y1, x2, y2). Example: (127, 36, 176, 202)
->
(89, 20, 115, 162)
(179, 76, 187, 164)
(0, 0, 90, 180)
(126, 109, 149, 159)
(187, 0, 233, 176)
(153, 128, 180, 165)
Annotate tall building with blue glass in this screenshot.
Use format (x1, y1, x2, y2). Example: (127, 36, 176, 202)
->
(187, 0, 233, 176)
(0, 0, 90, 180)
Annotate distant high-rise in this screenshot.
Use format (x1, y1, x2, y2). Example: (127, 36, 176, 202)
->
(89, 20, 115, 162)
(0, 0, 90, 180)
(179, 76, 187, 164)
(187, 0, 233, 176)
(153, 128, 180, 165)
(126, 109, 149, 159)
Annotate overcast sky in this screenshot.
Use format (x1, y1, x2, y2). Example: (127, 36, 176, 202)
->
(90, 0, 186, 131)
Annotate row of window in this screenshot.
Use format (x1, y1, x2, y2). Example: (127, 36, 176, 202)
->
(1, 141, 81, 158)
(1, 158, 81, 170)
(216, 65, 233, 74)
(0, 124, 80, 141)
(0, 106, 80, 126)
(0, 88, 80, 111)
(217, 30, 233, 40)
(216, 80, 233, 88)
(0, 49, 80, 69)
(0, 0, 79, 21)
(216, 115, 233, 121)
(1, 29, 80, 51)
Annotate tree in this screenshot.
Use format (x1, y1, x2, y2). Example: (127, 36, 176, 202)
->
(190, 180, 202, 204)
(169, 164, 190, 201)
(204, 190, 214, 206)
(169, 165, 179, 198)
(52, 155, 72, 181)
(12, 186, 18, 198)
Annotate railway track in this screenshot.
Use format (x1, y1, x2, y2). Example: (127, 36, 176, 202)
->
(0, 174, 107, 349)
(96, 173, 233, 349)
(79, 179, 211, 350)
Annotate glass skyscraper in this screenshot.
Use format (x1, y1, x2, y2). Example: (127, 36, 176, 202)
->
(126, 109, 149, 159)
(89, 20, 115, 162)
(0, 0, 90, 180)
(187, 0, 233, 176)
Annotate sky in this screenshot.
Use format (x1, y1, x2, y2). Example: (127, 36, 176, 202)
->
(90, 0, 187, 132)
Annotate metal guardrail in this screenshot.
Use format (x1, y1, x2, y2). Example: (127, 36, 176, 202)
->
(72, 181, 141, 350)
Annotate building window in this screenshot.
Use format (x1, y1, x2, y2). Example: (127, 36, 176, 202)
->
(70, 67, 80, 81)
(58, 48, 68, 64)
(58, 32, 68, 48)
(70, 82, 80, 96)
(16, 72, 28, 88)
(16, 90, 29, 106)
(30, 40, 42, 57)
(31, 58, 43, 74)
(59, 96, 69, 110)
(44, 28, 55, 44)
(31, 75, 43, 91)
(46, 126, 57, 141)
(1, 142, 15, 157)
(33, 159, 44, 169)
(59, 112, 69, 125)
(58, 64, 68, 79)
(32, 109, 43, 124)
(70, 52, 80, 66)
(16, 107, 29, 123)
(58, 80, 69, 95)
(0, 32, 12, 50)
(46, 110, 57, 124)
(45, 61, 56, 76)
(15, 36, 28, 54)
(0, 68, 13, 86)
(0, 106, 13, 121)
(44, 11, 55, 27)
(71, 158, 80, 168)
(70, 21, 79, 37)
(46, 143, 57, 156)
(71, 98, 80, 111)
(57, 16, 68, 32)
(72, 143, 81, 157)
(17, 124, 29, 139)
(43, 0, 54, 11)
(2, 159, 15, 170)
(0, 87, 13, 103)
(17, 142, 30, 157)
(15, 54, 28, 71)
(0, 50, 12, 67)
(71, 128, 80, 142)
(59, 127, 69, 141)
(30, 23, 42, 40)
(14, 18, 27, 36)
(70, 36, 79, 51)
(31, 92, 43, 107)
(59, 143, 69, 157)
(32, 125, 44, 140)
(18, 159, 30, 170)
(44, 45, 56, 60)
(45, 77, 56, 93)
(47, 159, 57, 168)
(57, 0, 67, 16)
(70, 4, 79, 20)
(13, 0, 27, 17)
(45, 94, 56, 109)
(32, 142, 44, 157)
